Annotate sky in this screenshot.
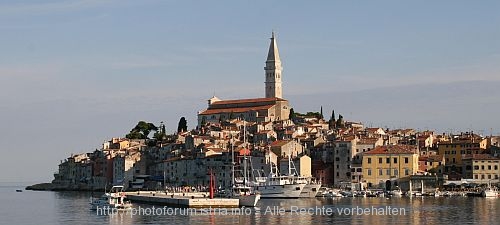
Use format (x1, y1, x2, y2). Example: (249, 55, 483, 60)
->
(1, 0, 500, 183)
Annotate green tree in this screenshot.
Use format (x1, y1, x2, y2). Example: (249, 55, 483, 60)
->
(177, 117, 188, 133)
(200, 117, 207, 127)
(125, 121, 158, 139)
(336, 114, 345, 128)
(329, 109, 336, 130)
(289, 108, 295, 120)
(320, 106, 324, 119)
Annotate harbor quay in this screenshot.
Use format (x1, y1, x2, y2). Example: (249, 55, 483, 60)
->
(125, 191, 239, 208)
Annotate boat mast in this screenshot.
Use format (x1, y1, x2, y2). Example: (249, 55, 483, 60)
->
(288, 144, 292, 176)
(231, 134, 235, 189)
(243, 120, 247, 186)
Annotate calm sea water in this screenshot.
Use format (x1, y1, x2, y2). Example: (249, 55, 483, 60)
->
(1, 184, 499, 225)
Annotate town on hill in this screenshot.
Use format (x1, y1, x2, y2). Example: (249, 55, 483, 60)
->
(28, 33, 500, 192)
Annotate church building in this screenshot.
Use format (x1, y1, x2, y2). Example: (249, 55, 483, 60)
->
(197, 32, 291, 126)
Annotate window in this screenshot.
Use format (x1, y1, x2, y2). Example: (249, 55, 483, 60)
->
(367, 169, 372, 176)
(386, 169, 391, 175)
(405, 169, 410, 176)
(405, 157, 409, 164)
(394, 169, 398, 176)
(379, 158, 382, 164)
(379, 169, 383, 176)
(386, 158, 390, 164)
(474, 166, 479, 170)
(488, 165, 491, 170)
(474, 175, 478, 179)
(394, 158, 397, 164)
(367, 158, 372, 164)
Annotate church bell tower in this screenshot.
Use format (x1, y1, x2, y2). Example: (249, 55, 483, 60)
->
(264, 32, 283, 99)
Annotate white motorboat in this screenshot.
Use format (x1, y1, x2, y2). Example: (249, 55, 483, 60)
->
(326, 190, 344, 198)
(90, 185, 132, 210)
(390, 189, 403, 197)
(354, 191, 367, 197)
(480, 181, 498, 197)
(481, 187, 498, 197)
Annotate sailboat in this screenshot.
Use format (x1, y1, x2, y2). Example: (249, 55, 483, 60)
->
(230, 121, 261, 207)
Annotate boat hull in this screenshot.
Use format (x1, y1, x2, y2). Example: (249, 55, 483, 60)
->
(255, 183, 306, 198)
(238, 193, 261, 207)
(299, 184, 321, 198)
(481, 190, 498, 197)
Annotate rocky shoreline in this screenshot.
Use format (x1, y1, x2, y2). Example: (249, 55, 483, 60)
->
(25, 183, 105, 192)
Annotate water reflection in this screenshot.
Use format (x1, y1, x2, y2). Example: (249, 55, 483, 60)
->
(2, 186, 500, 225)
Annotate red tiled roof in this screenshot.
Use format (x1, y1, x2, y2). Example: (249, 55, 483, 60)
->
(438, 139, 482, 145)
(210, 97, 285, 105)
(199, 105, 274, 115)
(463, 154, 500, 160)
(419, 155, 443, 162)
(366, 128, 382, 132)
(365, 145, 417, 155)
(357, 138, 379, 144)
(271, 140, 290, 147)
(239, 148, 250, 156)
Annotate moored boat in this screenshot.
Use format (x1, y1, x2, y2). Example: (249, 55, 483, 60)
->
(90, 185, 132, 210)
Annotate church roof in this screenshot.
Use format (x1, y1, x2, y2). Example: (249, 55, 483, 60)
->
(267, 32, 280, 62)
(210, 97, 286, 106)
(199, 104, 274, 115)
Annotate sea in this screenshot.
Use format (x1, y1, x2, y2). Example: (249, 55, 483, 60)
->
(1, 183, 499, 225)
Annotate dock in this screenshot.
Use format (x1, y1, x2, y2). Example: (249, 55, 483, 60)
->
(125, 192, 239, 208)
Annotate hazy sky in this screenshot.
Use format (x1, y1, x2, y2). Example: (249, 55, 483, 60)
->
(1, 0, 500, 183)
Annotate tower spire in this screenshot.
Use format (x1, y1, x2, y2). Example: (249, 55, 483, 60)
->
(264, 32, 283, 98)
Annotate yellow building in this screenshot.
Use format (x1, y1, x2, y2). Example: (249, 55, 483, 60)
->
(462, 154, 500, 184)
(362, 145, 419, 188)
(437, 139, 486, 174)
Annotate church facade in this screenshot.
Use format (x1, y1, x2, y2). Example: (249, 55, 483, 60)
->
(197, 32, 291, 126)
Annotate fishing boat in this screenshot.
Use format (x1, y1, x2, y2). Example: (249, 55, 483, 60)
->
(90, 185, 132, 210)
